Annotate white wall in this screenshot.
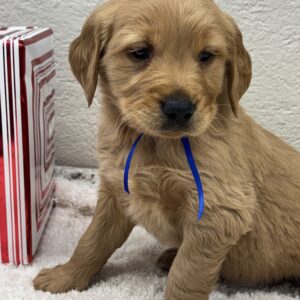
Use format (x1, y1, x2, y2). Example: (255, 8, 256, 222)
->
(1, 0, 299, 168)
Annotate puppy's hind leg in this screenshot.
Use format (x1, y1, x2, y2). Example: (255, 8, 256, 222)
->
(33, 185, 134, 294)
(156, 248, 178, 272)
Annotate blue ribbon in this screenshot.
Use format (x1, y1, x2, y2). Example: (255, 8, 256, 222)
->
(181, 137, 205, 220)
(124, 134, 205, 221)
(124, 133, 144, 194)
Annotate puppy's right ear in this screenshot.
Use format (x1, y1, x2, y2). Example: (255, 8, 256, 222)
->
(69, 2, 118, 106)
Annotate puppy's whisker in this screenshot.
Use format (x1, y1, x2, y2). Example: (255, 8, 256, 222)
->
(124, 114, 158, 136)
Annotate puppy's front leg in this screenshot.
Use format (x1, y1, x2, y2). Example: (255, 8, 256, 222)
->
(165, 217, 251, 300)
(33, 185, 133, 293)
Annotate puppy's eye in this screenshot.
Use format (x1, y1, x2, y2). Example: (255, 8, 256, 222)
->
(199, 51, 215, 63)
(129, 47, 151, 61)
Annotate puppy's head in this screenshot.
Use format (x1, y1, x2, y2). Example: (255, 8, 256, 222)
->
(70, 0, 252, 138)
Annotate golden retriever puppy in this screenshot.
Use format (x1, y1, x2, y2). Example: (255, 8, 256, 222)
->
(33, 0, 300, 299)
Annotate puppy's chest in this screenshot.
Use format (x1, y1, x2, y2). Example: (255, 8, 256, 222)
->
(106, 140, 193, 245)
(124, 165, 187, 246)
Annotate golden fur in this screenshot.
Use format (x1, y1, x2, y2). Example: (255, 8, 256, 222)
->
(33, 0, 300, 299)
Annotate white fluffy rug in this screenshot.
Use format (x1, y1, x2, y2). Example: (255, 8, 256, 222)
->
(0, 167, 299, 300)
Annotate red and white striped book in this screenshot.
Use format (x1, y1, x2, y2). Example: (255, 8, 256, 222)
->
(0, 27, 55, 265)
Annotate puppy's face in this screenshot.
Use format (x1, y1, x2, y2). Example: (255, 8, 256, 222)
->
(70, 0, 252, 138)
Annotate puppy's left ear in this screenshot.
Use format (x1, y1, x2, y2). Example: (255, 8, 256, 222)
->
(225, 16, 252, 117)
(69, 2, 118, 106)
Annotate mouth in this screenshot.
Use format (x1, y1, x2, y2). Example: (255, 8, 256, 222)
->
(155, 121, 193, 139)
(161, 120, 191, 132)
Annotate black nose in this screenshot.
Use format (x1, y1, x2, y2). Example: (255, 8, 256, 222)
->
(161, 92, 195, 127)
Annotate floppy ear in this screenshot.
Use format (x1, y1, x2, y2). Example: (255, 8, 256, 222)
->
(225, 16, 252, 117)
(69, 2, 117, 106)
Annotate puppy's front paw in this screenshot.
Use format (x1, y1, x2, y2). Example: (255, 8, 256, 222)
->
(33, 264, 89, 293)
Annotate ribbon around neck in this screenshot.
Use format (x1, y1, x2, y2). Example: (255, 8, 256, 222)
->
(123, 134, 205, 221)
(123, 133, 144, 194)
